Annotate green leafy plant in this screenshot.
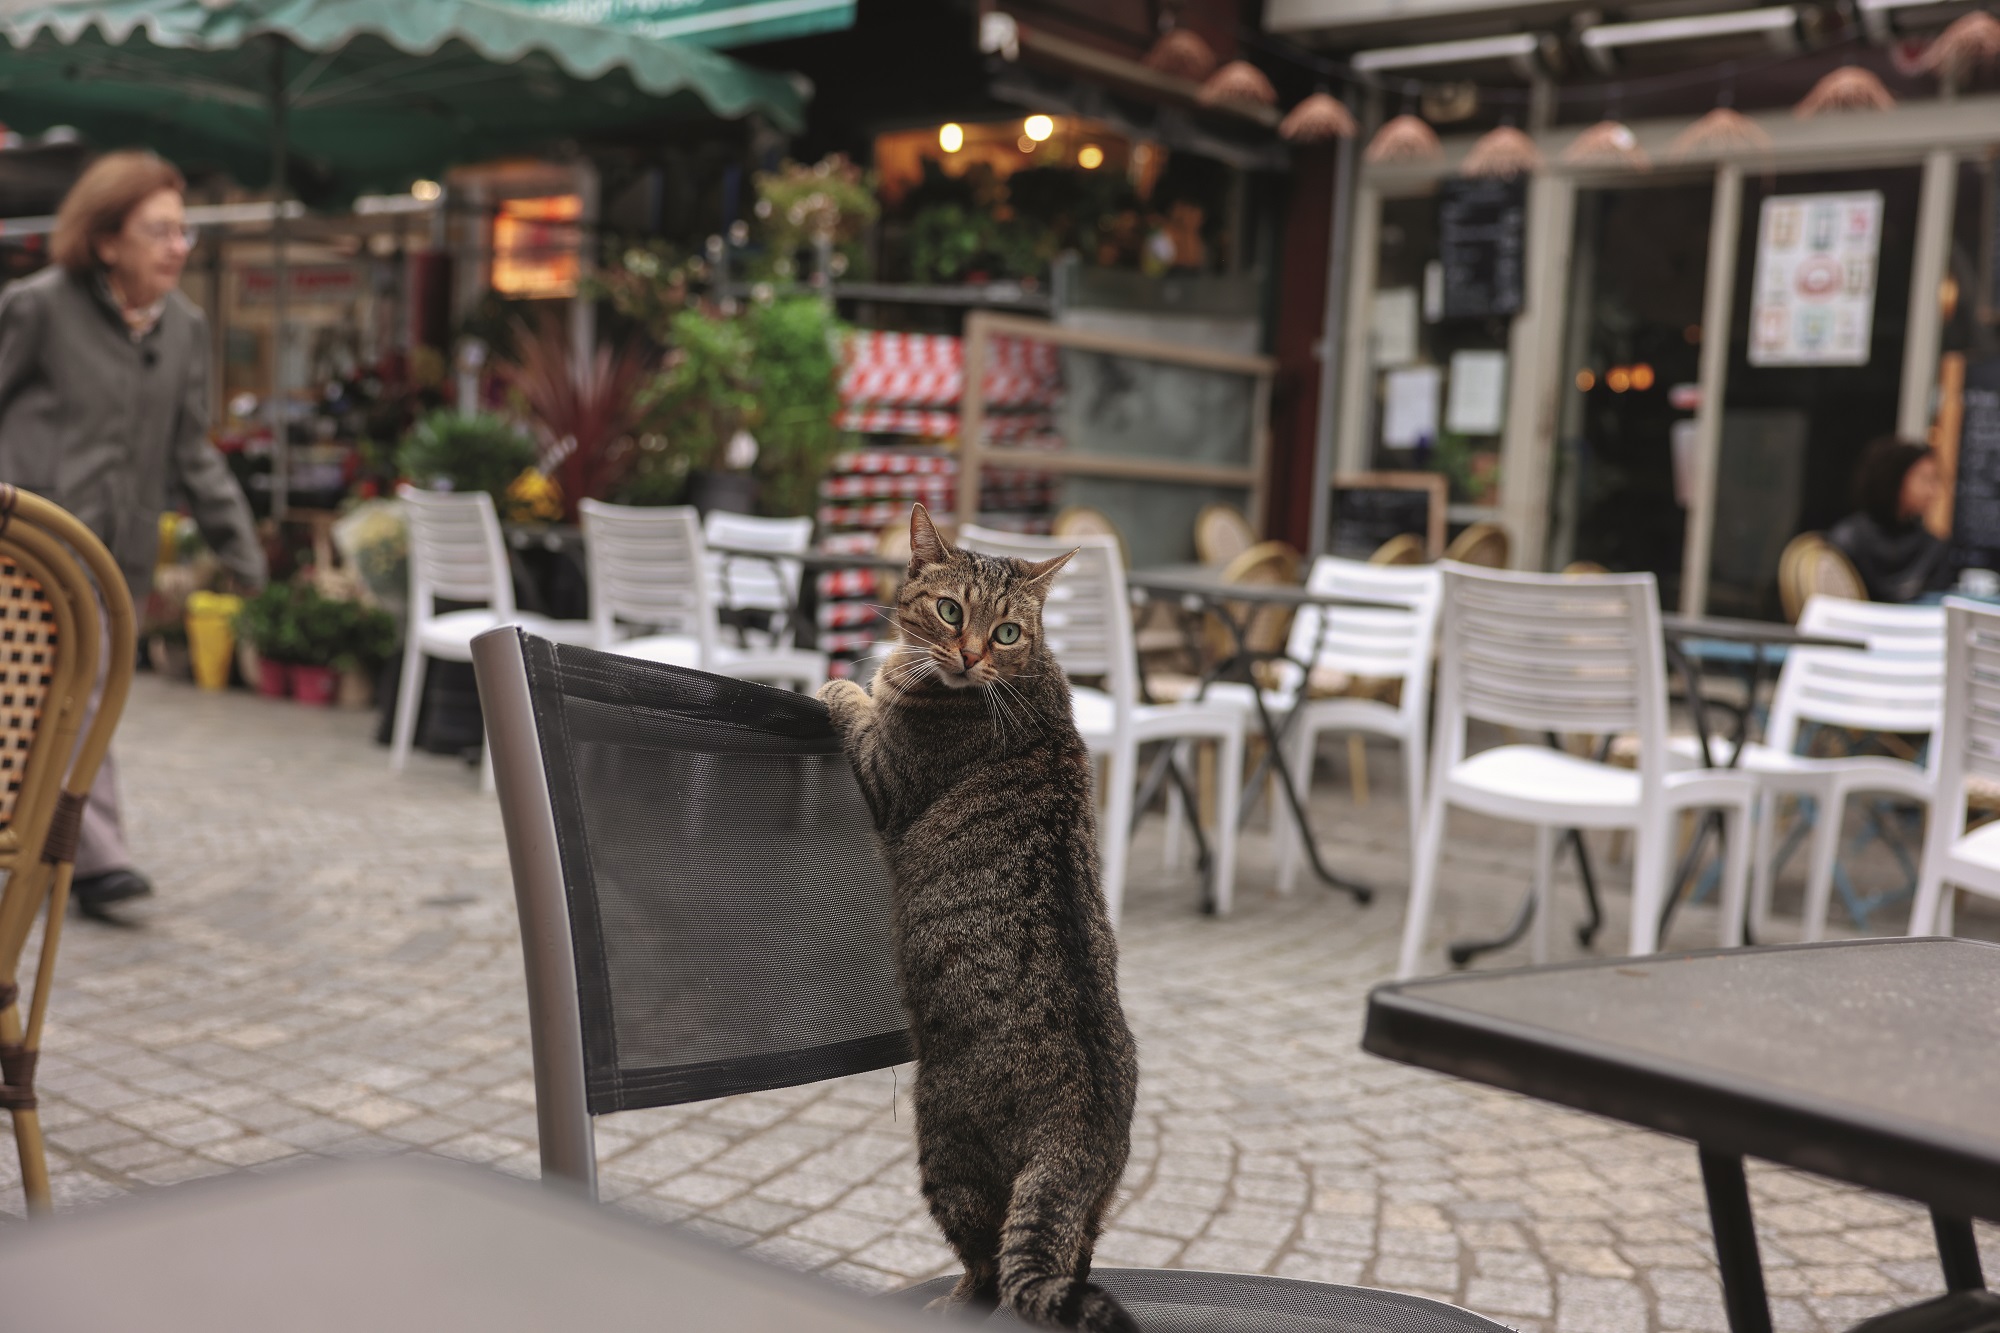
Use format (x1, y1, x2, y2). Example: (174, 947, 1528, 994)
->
(234, 584, 306, 664)
(745, 297, 848, 518)
(640, 308, 759, 474)
(588, 241, 698, 344)
(752, 154, 879, 283)
(396, 410, 538, 502)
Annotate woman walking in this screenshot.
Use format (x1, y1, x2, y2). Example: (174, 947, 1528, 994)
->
(0, 151, 266, 919)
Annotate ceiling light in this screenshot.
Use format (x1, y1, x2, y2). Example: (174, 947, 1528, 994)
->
(1024, 114, 1054, 142)
(1078, 144, 1104, 169)
(939, 123, 964, 153)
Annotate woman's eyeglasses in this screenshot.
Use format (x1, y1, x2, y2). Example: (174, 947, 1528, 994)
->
(132, 221, 199, 249)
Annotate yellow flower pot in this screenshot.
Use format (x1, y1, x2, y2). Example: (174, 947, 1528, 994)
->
(184, 591, 244, 691)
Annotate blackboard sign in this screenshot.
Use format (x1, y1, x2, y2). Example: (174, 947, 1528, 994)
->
(1329, 473, 1446, 561)
(1951, 356, 2000, 571)
(1438, 177, 1527, 321)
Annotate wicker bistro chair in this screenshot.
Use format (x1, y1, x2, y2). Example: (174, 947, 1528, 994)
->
(0, 487, 135, 1213)
(469, 627, 1510, 1332)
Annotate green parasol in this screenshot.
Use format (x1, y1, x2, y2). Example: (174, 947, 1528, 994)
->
(0, 0, 808, 205)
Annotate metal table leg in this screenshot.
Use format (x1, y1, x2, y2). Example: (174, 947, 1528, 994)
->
(1933, 1210, 1987, 1292)
(1700, 1149, 1773, 1333)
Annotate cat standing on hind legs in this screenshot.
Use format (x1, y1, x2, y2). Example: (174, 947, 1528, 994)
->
(819, 504, 1140, 1332)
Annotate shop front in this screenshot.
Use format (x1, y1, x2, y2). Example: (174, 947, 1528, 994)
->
(1336, 94, 2000, 616)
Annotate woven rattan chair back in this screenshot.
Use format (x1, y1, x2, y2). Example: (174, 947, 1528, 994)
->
(1193, 504, 1255, 568)
(1213, 540, 1302, 661)
(1368, 533, 1427, 566)
(1443, 521, 1511, 569)
(1778, 533, 1866, 623)
(0, 486, 135, 1214)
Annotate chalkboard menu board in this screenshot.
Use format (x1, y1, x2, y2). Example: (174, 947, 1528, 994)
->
(1438, 177, 1527, 321)
(1950, 356, 2000, 571)
(1329, 473, 1446, 561)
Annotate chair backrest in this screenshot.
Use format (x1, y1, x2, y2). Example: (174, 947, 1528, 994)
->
(1368, 533, 1426, 566)
(1215, 540, 1301, 659)
(1434, 562, 1667, 786)
(1764, 647, 1944, 759)
(1798, 594, 1945, 657)
(1193, 504, 1255, 568)
(1933, 598, 2000, 843)
(704, 511, 812, 637)
(471, 629, 911, 1198)
(397, 486, 514, 620)
(0, 487, 134, 1211)
(1778, 532, 1864, 622)
(958, 526, 1136, 712)
(1052, 505, 1128, 566)
(1443, 521, 1511, 569)
(577, 500, 716, 658)
(1287, 557, 1442, 721)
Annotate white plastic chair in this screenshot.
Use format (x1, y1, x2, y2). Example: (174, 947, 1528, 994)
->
(958, 526, 1246, 920)
(1909, 598, 2000, 937)
(1196, 558, 1441, 892)
(1399, 564, 1756, 978)
(579, 501, 828, 690)
(703, 511, 813, 652)
(1712, 636, 1942, 942)
(1797, 596, 1945, 657)
(392, 486, 595, 790)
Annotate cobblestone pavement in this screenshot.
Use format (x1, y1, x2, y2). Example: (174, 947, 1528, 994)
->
(4, 676, 1995, 1330)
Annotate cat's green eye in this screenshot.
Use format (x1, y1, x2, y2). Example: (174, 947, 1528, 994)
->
(994, 623, 1021, 645)
(937, 598, 963, 626)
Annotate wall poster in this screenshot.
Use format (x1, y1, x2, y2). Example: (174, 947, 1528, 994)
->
(1749, 191, 1883, 367)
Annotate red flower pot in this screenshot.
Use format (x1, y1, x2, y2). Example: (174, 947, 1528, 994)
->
(257, 659, 291, 698)
(290, 664, 337, 707)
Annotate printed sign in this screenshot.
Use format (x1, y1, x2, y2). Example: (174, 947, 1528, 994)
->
(1749, 191, 1882, 367)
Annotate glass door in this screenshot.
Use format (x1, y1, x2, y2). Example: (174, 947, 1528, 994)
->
(1546, 180, 1715, 605)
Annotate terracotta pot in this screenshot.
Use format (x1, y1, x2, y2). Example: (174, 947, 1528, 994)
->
(337, 668, 374, 710)
(257, 658, 291, 699)
(290, 664, 338, 707)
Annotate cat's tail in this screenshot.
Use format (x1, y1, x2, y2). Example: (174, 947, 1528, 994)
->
(997, 1166, 1137, 1333)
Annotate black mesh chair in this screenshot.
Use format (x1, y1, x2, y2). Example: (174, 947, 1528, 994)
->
(472, 628, 1510, 1332)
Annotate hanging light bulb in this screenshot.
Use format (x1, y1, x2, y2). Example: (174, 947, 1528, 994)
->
(1024, 114, 1054, 142)
(938, 123, 964, 153)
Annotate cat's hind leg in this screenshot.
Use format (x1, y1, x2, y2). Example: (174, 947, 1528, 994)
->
(997, 1162, 1136, 1332)
(920, 1148, 1006, 1314)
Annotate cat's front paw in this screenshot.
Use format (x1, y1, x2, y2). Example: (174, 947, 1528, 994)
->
(817, 678, 869, 728)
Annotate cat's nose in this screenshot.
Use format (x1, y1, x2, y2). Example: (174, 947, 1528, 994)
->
(961, 644, 985, 667)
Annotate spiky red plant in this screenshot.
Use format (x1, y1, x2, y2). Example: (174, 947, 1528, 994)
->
(509, 314, 655, 518)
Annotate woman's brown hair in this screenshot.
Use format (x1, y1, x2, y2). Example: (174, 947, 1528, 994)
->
(51, 151, 187, 275)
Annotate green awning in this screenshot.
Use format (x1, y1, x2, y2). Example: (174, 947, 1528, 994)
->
(513, 0, 854, 51)
(0, 0, 808, 205)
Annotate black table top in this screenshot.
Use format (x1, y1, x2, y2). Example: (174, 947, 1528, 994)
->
(713, 543, 906, 573)
(1364, 939, 2000, 1224)
(0, 1158, 925, 1332)
(1128, 565, 1404, 611)
(1660, 613, 1865, 650)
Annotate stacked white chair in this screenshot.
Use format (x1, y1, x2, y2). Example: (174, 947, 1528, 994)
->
(579, 500, 827, 690)
(958, 526, 1245, 920)
(1195, 557, 1441, 890)
(1400, 563, 1756, 978)
(1909, 597, 2000, 937)
(392, 485, 595, 790)
(1707, 596, 1943, 941)
(703, 511, 813, 652)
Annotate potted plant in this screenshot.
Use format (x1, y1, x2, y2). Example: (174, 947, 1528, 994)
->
(234, 584, 302, 698)
(287, 587, 349, 707)
(507, 313, 652, 519)
(639, 306, 759, 513)
(395, 410, 538, 503)
(333, 599, 397, 710)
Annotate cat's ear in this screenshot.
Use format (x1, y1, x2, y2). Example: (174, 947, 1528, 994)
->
(909, 502, 952, 573)
(1022, 548, 1078, 590)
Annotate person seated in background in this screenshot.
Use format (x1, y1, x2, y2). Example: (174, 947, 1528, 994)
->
(1827, 437, 1953, 604)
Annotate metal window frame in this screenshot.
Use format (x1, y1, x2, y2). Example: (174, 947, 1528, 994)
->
(470, 627, 597, 1200)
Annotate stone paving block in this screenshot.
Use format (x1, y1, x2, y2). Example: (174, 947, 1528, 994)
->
(1467, 1275, 1555, 1318)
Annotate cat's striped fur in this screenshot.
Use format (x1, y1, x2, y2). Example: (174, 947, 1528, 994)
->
(819, 505, 1139, 1331)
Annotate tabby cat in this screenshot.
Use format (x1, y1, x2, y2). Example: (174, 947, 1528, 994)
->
(818, 504, 1140, 1332)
